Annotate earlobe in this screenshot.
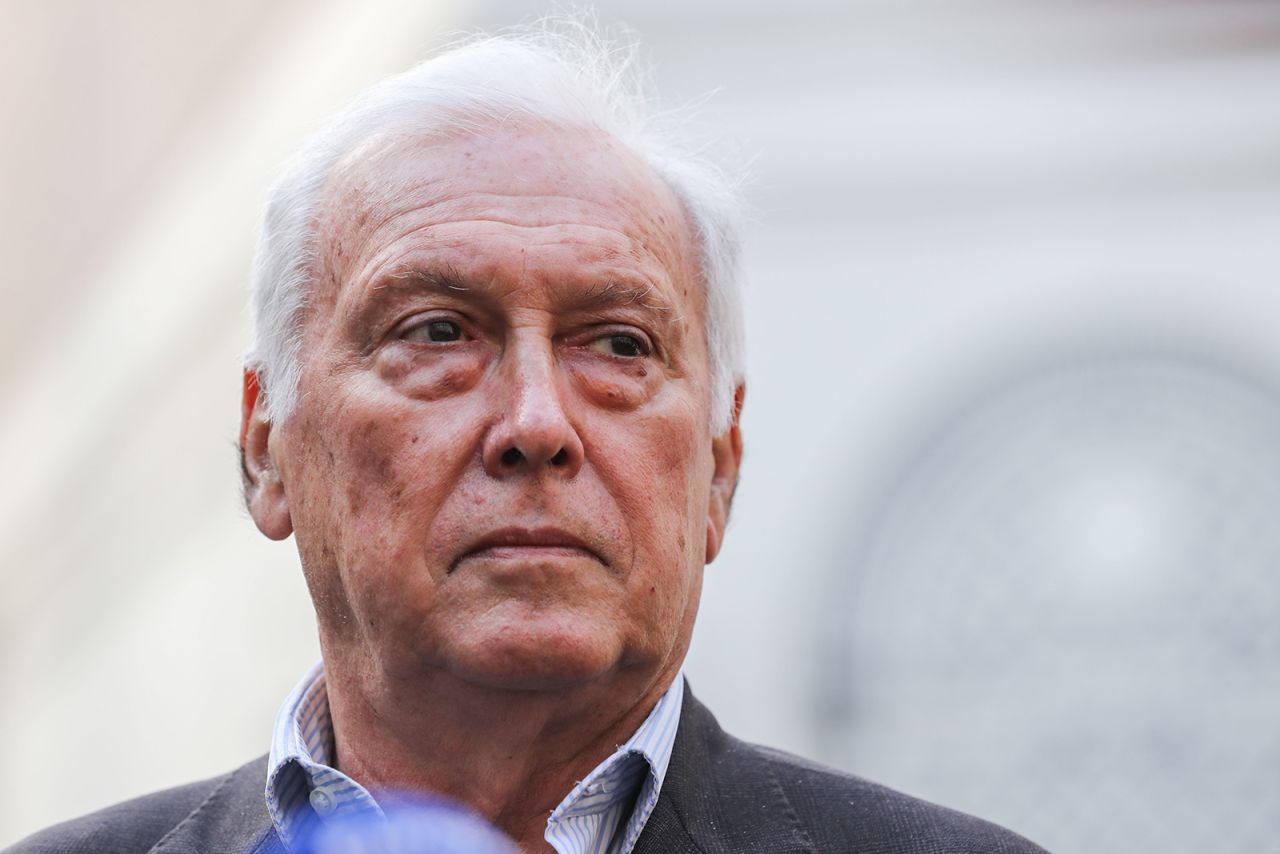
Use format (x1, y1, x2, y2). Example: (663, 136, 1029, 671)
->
(240, 369, 294, 541)
(704, 383, 745, 564)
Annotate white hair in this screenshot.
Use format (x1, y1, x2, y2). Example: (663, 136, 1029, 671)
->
(247, 22, 746, 433)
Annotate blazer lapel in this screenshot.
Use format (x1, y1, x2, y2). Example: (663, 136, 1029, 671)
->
(148, 755, 282, 854)
(631, 683, 709, 854)
(632, 683, 814, 854)
(632, 795, 704, 854)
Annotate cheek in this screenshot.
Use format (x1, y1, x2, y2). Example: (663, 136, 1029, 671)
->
(286, 393, 470, 628)
(610, 410, 709, 655)
(314, 383, 480, 518)
(340, 421, 408, 512)
(599, 400, 711, 561)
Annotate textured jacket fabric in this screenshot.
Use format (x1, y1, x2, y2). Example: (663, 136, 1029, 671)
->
(6, 685, 1048, 853)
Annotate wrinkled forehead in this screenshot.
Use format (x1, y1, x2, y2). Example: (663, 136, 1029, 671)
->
(309, 120, 703, 308)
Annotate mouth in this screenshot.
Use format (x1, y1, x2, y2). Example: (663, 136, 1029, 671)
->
(451, 527, 608, 573)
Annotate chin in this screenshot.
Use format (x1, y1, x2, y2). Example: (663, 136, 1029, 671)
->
(442, 620, 625, 693)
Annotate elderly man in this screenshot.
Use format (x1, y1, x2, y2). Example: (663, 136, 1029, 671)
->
(11, 26, 1045, 854)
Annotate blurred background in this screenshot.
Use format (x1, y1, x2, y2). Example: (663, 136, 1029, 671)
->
(2, 0, 1278, 850)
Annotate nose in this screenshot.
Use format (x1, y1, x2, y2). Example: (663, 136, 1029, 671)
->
(482, 340, 584, 479)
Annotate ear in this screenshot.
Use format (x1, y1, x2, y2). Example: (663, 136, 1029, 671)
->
(705, 383, 745, 564)
(240, 369, 293, 540)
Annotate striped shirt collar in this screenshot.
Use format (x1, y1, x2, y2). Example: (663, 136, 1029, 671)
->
(265, 662, 684, 853)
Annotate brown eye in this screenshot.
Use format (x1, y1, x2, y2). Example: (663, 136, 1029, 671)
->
(590, 334, 646, 358)
(404, 319, 463, 343)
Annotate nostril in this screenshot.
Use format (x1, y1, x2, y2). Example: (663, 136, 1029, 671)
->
(501, 447, 524, 467)
(550, 448, 569, 467)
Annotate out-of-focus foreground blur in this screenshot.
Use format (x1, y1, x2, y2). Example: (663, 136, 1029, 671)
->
(2, 1, 1278, 850)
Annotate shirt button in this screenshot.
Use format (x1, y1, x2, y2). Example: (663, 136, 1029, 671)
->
(310, 787, 336, 816)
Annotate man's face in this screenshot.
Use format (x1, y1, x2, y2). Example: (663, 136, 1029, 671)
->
(242, 123, 742, 692)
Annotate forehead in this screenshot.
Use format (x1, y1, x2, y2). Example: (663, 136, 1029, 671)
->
(311, 121, 702, 310)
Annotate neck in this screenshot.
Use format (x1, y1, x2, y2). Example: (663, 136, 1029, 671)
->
(323, 655, 681, 852)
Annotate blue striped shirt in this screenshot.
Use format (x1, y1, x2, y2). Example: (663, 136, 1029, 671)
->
(265, 662, 684, 853)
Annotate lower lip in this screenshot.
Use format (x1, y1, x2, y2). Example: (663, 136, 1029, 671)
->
(464, 545, 598, 562)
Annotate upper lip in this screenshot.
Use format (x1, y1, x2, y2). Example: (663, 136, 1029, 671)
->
(454, 526, 608, 570)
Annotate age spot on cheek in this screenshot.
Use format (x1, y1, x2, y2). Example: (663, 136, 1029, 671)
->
(344, 420, 408, 511)
(346, 481, 366, 515)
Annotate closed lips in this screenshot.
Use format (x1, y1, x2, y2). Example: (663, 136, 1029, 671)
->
(453, 527, 608, 570)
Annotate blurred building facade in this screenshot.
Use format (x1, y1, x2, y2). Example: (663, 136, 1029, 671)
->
(2, 1, 1278, 850)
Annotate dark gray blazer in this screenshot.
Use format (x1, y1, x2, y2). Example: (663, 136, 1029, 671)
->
(7, 685, 1048, 853)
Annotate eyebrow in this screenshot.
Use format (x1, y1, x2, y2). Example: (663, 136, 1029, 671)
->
(369, 265, 675, 317)
(578, 280, 674, 315)
(376, 265, 472, 295)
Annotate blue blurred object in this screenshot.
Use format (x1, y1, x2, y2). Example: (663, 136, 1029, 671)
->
(296, 794, 520, 854)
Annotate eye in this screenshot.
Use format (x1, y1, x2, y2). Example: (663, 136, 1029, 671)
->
(589, 333, 647, 358)
(401, 318, 464, 343)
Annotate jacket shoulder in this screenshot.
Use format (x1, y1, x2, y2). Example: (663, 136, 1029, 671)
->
(654, 685, 1049, 853)
(3, 761, 257, 854)
(731, 738, 1048, 853)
